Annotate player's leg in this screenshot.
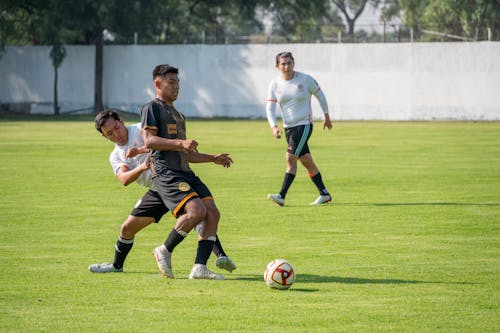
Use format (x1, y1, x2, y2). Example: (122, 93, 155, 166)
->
(194, 220, 236, 273)
(153, 197, 206, 278)
(188, 198, 224, 279)
(269, 125, 305, 205)
(299, 153, 332, 205)
(114, 216, 155, 268)
(90, 190, 167, 273)
(89, 216, 155, 273)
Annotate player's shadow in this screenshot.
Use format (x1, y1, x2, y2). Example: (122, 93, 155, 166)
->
(297, 274, 477, 285)
(231, 274, 476, 286)
(339, 202, 500, 207)
(278, 202, 500, 208)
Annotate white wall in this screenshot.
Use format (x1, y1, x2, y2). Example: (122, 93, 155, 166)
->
(1, 42, 499, 120)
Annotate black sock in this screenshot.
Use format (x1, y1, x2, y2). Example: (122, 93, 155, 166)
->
(113, 237, 134, 269)
(212, 235, 226, 258)
(311, 172, 329, 195)
(164, 229, 186, 253)
(279, 173, 295, 199)
(195, 239, 215, 265)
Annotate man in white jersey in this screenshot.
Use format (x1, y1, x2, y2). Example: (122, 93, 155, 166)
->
(88, 109, 236, 274)
(266, 51, 333, 206)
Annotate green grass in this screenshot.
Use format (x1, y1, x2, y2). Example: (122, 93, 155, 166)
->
(0, 117, 498, 332)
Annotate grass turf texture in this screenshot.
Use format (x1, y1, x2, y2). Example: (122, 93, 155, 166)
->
(0, 117, 498, 332)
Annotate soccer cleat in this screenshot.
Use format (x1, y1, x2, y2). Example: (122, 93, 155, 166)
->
(216, 256, 237, 273)
(88, 262, 123, 273)
(152, 245, 174, 278)
(267, 193, 285, 206)
(189, 264, 224, 280)
(310, 194, 332, 205)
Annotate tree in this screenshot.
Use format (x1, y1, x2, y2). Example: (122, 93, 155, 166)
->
(421, 0, 500, 41)
(51, 0, 159, 113)
(331, 0, 369, 38)
(262, 0, 340, 42)
(49, 43, 66, 115)
(1, 0, 71, 115)
(395, 0, 500, 41)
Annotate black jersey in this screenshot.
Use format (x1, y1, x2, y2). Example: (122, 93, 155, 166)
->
(141, 98, 190, 173)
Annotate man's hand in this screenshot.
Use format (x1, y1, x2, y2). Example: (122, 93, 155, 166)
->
(125, 147, 140, 159)
(272, 125, 282, 139)
(323, 114, 333, 130)
(213, 153, 233, 168)
(181, 139, 198, 153)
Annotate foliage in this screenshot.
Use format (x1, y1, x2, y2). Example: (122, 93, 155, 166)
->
(394, 0, 500, 41)
(262, 0, 341, 42)
(0, 119, 499, 332)
(331, 0, 370, 36)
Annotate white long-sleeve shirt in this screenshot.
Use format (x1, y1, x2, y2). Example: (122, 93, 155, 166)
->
(266, 71, 329, 129)
(109, 123, 153, 189)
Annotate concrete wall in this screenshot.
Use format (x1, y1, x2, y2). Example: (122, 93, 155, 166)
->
(1, 42, 499, 120)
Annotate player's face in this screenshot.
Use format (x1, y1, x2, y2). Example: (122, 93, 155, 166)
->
(156, 72, 179, 103)
(277, 56, 294, 78)
(101, 118, 128, 145)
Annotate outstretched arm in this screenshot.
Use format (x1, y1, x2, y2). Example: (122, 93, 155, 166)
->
(188, 152, 233, 168)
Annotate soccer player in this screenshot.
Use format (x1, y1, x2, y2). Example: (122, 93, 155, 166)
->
(266, 51, 333, 206)
(89, 109, 236, 275)
(141, 64, 230, 280)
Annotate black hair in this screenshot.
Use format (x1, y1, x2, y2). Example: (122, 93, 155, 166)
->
(275, 51, 294, 65)
(94, 109, 121, 133)
(152, 64, 179, 80)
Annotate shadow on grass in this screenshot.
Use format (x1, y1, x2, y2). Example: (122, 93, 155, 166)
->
(281, 202, 499, 208)
(297, 274, 477, 285)
(230, 274, 477, 286)
(341, 202, 500, 207)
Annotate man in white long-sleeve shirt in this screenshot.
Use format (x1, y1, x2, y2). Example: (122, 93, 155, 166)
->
(89, 109, 236, 274)
(266, 51, 333, 206)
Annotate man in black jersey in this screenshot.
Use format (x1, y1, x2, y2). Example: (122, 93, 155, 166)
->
(141, 64, 232, 280)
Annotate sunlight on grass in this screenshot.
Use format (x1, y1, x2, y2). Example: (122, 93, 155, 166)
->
(0, 118, 498, 332)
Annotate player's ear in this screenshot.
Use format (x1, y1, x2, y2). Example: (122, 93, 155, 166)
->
(154, 78, 162, 88)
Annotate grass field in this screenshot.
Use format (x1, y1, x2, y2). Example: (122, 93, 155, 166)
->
(0, 116, 498, 332)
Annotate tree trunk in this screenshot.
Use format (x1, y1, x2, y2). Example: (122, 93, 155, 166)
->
(94, 27, 104, 113)
(53, 66, 59, 116)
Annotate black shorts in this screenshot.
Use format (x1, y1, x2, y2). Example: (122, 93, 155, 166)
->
(285, 123, 313, 157)
(152, 169, 213, 218)
(130, 189, 169, 223)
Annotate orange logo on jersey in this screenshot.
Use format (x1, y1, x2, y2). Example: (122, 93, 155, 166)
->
(167, 124, 177, 134)
(178, 182, 191, 192)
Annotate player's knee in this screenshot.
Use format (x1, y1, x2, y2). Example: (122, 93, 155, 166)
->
(206, 206, 220, 223)
(187, 201, 207, 222)
(120, 222, 135, 239)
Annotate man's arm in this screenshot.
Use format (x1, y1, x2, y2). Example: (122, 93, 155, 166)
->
(142, 127, 198, 153)
(124, 145, 149, 159)
(115, 161, 149, 186)
(313, 88, 332, 130)
(188, 152, 233, 168)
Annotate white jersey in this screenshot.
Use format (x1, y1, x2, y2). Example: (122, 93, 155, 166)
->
(109, 123, 153, 189)
(266, 71, 329, 129)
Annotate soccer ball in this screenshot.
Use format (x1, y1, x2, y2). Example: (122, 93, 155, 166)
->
(264, 259, 295, 290)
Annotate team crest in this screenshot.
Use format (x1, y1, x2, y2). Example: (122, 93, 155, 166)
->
(178, 182, 191, 191)
(298, 83, 304, 92)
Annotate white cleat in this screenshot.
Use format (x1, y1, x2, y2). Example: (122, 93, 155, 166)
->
(310, 194, 332, 205)
(189, 264, 224, 280)
(216, 256, 237, 273)
(267, 193, 285, 206)
(88, 262, 123, 273)
(152, 245, 174, 278)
